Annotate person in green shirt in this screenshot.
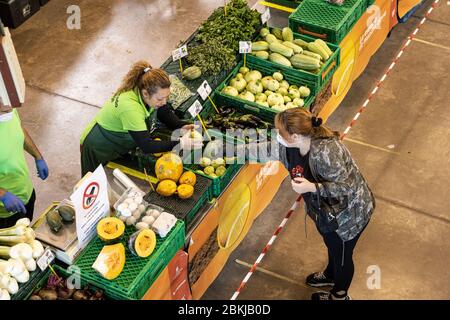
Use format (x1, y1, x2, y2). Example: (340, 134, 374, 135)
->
(0, 98, 49, 228)
(80, 61, 203, 176)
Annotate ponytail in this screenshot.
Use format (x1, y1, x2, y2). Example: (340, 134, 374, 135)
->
(115, 60, 171, 97)
(275, 108, 339, 139)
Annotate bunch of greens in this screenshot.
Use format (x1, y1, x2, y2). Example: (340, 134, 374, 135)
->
(187, 39, 235, 76)
(188, 0, 261, 75)
(196, 0, 261, 50)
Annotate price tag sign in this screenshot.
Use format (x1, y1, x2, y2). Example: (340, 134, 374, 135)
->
(239, 41, 252, 54)
(188, 100, 203, 118)
(261, 8, 271, 24)
(37, 247, 55, 271)
(197, 80, 212, 101)
(172, 44, 188, 61)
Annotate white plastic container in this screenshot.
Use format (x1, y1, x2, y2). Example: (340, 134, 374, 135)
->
(151, 212, 177, 238)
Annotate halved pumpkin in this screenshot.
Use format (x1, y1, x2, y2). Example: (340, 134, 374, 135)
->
(92, 243, 126, 280)
(128, 229, 156, 258)
(97, 217, 125, 244)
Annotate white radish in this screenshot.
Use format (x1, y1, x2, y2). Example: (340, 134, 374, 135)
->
(7, 259, 26, 277)
(30, 240, 44, 259)
(0, 272, 10, 288)
(0, 260, 12, 274)
(25, 259, 36, 272)
(14, 270, 30, 283)
(15, 218, 31, 227)
(9, 243, 33, 261)
(7, 278, 18, 294)
(0, 288, 10, 300)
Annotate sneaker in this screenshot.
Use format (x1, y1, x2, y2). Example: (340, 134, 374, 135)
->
(311, 291, 352, 300)
(306, 272, 335, 287)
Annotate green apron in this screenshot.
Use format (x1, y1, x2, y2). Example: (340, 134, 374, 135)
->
(80, 112, 158, 176)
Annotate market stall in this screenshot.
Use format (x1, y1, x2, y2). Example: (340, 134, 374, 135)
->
(4, 0, 425, 300)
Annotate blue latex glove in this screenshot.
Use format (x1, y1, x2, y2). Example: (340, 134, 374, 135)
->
(35, 159, 49, 180)
(0, 192, 26, 214)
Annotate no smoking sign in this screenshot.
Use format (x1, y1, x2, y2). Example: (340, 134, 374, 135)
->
(83, 182, 100, 209)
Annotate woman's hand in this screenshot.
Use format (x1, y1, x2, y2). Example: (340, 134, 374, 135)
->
(181, 124, 199, 131)
(291, 177, 317, 194)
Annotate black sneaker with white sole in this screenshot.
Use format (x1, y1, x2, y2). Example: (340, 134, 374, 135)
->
(311, 291, 352, 300)
(306, 272, 335, 287)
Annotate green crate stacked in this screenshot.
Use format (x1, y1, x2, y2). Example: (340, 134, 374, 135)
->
(182, 100, 244, 198)
(288, 0, 369, 44)
(252, 30, 340, 93)
(72, 221, 185, 300)
(144, 175, 212, 231)
(266, 0, 302, 9)
(215, 58, 316, 122)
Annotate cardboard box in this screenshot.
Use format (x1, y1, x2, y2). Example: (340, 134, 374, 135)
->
(0, 0, 40, 29)
(0, 27, 25, 107)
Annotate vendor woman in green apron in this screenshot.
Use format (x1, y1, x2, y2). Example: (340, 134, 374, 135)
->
(80, 61, 202, 176)
(0, 98, 49, 228)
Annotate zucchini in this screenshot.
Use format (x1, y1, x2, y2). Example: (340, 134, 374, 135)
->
(251, 51, 269, 60)
(265, 34, 278, 44)
(182, 66, 202, 80)
(260, 28, 270, 38)
(269, 53, 292, 67)
(282, 41, 303, 54)
(252, 41, 269, 51)
(314, 39, 333, 56)
(290, 54, 321, 70)
(307, 42, 329, 61)
(302, 50, 322, 61)
(292, 38, 309, 49)
(282, 27, 294, 42)
(269, 42, 294, 58)
(272, 28, 283, 40)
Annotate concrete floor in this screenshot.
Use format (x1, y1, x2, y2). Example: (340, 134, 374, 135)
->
(8, 0, 450, 300)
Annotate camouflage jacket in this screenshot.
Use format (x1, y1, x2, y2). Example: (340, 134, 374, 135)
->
(280, 137, 375, 241)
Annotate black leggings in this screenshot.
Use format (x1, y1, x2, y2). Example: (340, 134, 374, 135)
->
(0, 190, 36, 228)
(321, 223, 368, 297)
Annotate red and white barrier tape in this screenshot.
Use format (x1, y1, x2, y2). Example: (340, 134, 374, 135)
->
(231, 0, 440, 300)
(341, 0, 440, 139)
(230, 195, 302, 300)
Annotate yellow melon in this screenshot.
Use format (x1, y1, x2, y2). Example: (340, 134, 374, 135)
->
(177, 184, 194, 199)
(154, 153, 183, 182)
(156, 180, 177, 197)
(178, 171, 197, 187)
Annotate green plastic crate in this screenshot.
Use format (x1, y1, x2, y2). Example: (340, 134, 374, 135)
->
(182, 115, 243, 198)
(289, 0, 368, 44)
(24, 265, 114, 300)
(72, 221, 185, 300)
(215, 58, 317, 122)
(144, 175, 212, 231)
(10, 267, 48, 300)
(252, 30, 340, 93)
(266, 0, 302, 9)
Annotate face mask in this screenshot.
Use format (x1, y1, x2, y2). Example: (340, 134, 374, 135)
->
(277, 132, 310, 151)
(277, 132, 298, 148)
(0, 112, 13, 123)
